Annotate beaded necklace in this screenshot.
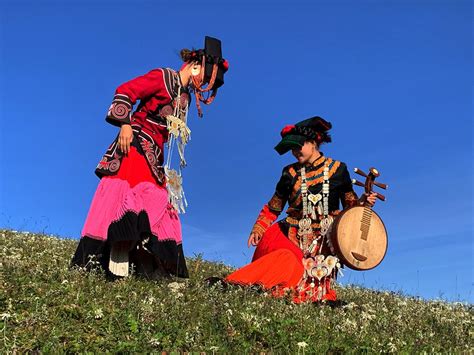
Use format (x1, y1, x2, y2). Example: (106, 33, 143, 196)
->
(164, 79, 191, 213)
(298, 159, 334, 254)
(296, 157, 341, 301)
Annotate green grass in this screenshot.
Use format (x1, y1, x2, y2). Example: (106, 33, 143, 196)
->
(1, 229, 472, 353)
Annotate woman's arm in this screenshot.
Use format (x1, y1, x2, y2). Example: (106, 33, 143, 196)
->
(106, 68, 174, 154)
(248, 167, 293, 247)
(106, 68, 172, 127)
(338, 163, 359, 209)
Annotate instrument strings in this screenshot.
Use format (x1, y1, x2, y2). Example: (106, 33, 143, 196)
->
(360, 207, 373, 241)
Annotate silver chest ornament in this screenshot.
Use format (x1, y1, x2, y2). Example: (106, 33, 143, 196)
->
(164, 84, 190, 214)
(297, 161, 341, 301)
(297, 166, 313, 250)
(308, 193, 322, 220)
(297, 163, 335, 251)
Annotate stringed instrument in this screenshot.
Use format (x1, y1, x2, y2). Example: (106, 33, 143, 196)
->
(330, 167, 388, 270)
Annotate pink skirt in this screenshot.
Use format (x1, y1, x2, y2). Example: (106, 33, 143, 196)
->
(71, 146, 188, 278)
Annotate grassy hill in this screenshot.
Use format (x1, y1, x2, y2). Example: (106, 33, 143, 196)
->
(1, 229, 472, 353)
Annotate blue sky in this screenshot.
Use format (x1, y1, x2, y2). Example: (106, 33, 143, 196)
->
(1, 0, 472, 302)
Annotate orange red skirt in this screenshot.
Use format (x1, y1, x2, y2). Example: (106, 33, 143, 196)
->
(225, 223, 337, 303)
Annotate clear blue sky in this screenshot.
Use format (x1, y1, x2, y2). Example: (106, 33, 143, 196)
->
(1, 0, 472, 302)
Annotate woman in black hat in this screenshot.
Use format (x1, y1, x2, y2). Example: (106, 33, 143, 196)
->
(71, 37, 229, 279)
(224, 116, 376, 303)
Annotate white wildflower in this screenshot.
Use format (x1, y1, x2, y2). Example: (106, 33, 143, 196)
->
(387, 341, 397, 353)
(185, 331, 194, 343)
(0, 312, 11, 320)
(297, 341, 308, 354)
(149, 338, 160, 347)
(343, 318, 357, 330)
(361, 311, 376, 321)
(94, 308, 103, 319)
(342, 302, 356, 310)
(143, 295, 156, 305)
(397, 299, 407, 306)
(168, 281, 185, 294)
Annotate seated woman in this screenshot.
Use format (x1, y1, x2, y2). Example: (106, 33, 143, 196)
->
(223, 116, 376, 303)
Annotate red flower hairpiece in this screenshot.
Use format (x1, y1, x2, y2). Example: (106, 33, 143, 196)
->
(281, 124, 295, 137)
(221, 59, 229, 72)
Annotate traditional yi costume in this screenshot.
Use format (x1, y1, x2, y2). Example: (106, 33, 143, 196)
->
(225, 117, 359, 302)
(72, 37, 228, 278)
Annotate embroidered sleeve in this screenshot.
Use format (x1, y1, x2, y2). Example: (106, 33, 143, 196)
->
(251, 204, 280, 237)
(106, 94, 133, 126)
(343, 191, 359, 209)
(250, 167, 293, 237)
(339, 163, 359, 209)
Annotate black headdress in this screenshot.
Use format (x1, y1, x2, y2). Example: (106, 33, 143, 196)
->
(190, 36, 229, 117)
(274, 116, 332, 155)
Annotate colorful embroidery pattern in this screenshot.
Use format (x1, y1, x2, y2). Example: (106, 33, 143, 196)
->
(251, 205, 279, 237)
(344, 191, 359, 208)
(268, 194, 285, 213)
(95, 140, 122, 176)
(289, 159, 341, 206)
(106, 94, 132, 126)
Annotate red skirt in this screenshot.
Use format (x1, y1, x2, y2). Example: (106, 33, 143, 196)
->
(225, 223, 337, 303)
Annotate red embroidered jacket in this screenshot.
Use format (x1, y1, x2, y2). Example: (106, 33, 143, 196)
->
(251, 155, 359, 238)
(95, 68, 189, 184)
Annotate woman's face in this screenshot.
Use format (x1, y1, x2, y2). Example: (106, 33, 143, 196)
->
(291, 141, 317, 163)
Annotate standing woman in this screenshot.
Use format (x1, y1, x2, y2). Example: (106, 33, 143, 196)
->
(223, 116, 377, 303)
(72, 37, 229, 279)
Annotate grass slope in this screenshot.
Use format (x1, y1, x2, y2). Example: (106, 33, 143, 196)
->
(1, 230, 472, 353)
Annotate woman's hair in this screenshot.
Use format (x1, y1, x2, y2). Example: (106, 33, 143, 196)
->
(318, 131, 332, 144)
(304, 131, 332, 147)
(180, 48, 193, 62)
(180, 48, 202, 63)
(295, 125, 331, 146)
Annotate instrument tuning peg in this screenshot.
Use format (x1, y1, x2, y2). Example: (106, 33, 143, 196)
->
(351, 179, 365, 187)
(374, 181, 388, 190)
(375, 192, 386, 201)
(369, 167, 380, 177)
(354, 168, 367, 177)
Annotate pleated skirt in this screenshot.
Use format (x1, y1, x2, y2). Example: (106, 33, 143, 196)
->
(71, 146, 188, 278)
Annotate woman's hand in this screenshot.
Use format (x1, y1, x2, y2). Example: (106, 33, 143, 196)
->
(360, 192, 378, 206)
(119, 124, 133, 155)
(247, 233, 262, 247)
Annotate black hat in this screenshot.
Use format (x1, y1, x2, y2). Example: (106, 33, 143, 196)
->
(274, 116, 332, 155)
(203, 36, 228, 89)
(190, 36, 229, 117)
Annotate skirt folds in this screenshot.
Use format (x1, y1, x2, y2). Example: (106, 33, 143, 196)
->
(71, 146, 188, 278)
(225, 223, 337, 302)
(225, 223, 303, 289)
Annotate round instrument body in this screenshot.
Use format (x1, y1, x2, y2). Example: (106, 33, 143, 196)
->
(331, 206, 388, 270)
